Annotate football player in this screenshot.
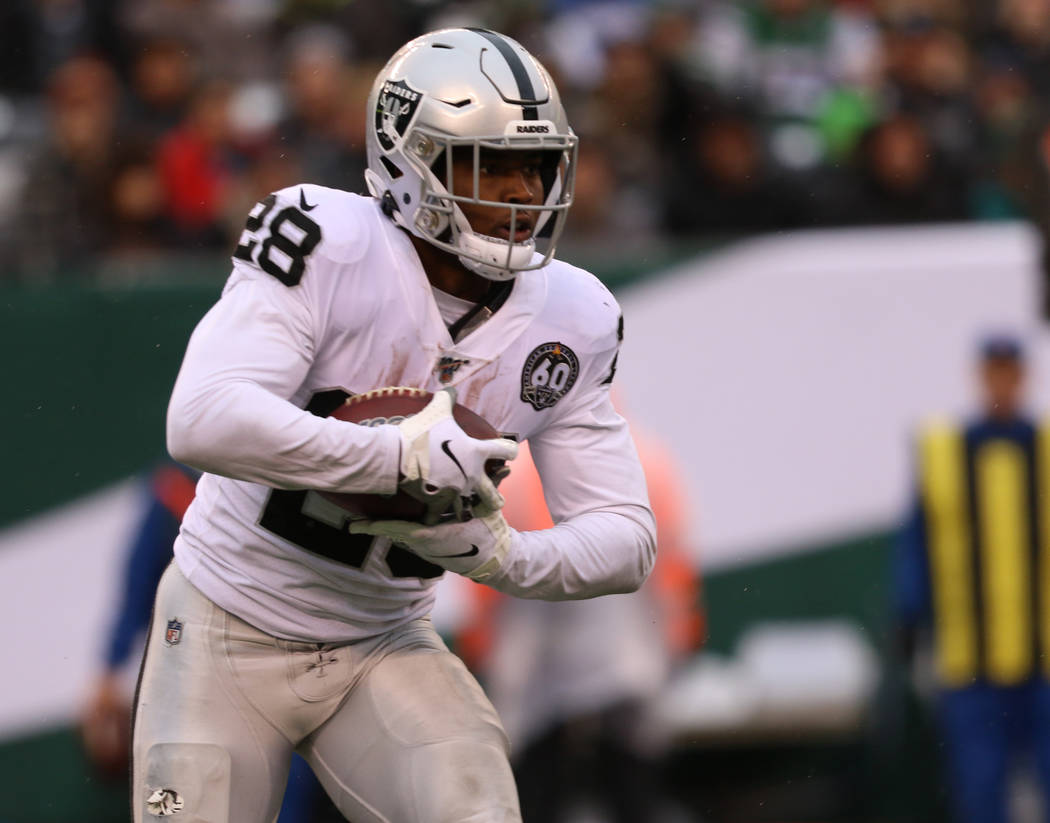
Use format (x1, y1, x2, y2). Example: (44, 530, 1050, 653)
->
(132, 27, 656, 823)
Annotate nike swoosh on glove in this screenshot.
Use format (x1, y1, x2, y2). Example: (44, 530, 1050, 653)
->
(349, 507, 513, 581)
(397, 388, 518, 520)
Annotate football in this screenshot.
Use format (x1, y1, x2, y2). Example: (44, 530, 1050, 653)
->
(319, 386, 507, 522)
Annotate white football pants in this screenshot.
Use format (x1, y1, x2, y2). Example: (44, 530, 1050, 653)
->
(132, 562, 521, 822)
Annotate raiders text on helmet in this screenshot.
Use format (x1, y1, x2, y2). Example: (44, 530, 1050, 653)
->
(364, 28, 578, 280)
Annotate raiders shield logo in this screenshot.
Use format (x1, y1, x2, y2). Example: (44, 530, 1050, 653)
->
(375, 79, 423, 151)
(521, 342, 579, 410)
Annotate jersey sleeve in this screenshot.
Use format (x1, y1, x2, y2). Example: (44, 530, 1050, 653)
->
(166, 188, 401, 494)
(485, 300, 657, 600)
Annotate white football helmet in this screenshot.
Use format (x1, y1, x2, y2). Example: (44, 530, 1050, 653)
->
(364, 28, 578, 280)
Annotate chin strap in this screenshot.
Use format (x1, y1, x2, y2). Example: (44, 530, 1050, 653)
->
(446, 279, 514, 342)
(374, 181, 531, 282)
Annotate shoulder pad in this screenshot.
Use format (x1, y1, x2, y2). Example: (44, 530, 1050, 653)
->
(268, 185, 375, 266)
(542, 259, 622, 349)
(233, 185, 377, 285)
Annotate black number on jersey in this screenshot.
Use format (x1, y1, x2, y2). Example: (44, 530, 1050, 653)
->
(600, 314, 624, 386)
(234, 194, 322, 286)
(257, 389, 443, 579)
(233, 195, 275, 262)
(385, 544, 444, 578)
(259, 489, 375, 566)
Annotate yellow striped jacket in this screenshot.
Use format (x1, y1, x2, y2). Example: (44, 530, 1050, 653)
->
(914, 417, 1049, 686)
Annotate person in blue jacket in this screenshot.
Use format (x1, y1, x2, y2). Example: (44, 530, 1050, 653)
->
(79, 461, 324, 821)
(894, 335, 1050, 823)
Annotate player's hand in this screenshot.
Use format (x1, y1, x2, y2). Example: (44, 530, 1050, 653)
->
(80, 672, 131, 778)
(349, 506, 513, 581)
(396, 388, 518, 515)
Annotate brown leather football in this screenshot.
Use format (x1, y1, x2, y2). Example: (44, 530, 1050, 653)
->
(319, 386, 505, 522)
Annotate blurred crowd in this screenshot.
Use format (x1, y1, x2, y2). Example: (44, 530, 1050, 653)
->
(3, 0, 1050, 281)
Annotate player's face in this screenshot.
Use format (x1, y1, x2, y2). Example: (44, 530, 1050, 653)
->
(449, 148, 544, 243)
(981, 356, 1024, 419)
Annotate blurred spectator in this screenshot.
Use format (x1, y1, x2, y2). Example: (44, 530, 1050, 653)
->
(573, 35, 668, 242)
(223, 142, 303, 233)
(0, 2, 38, 94)
(558, 140, 621, 251)
(5, 0, 1050, 276)
(663, 105, 808, 235)
(273, 25, 368, 193)
(124, 36, 196, 142)
(280, 0, 428, 63)
(105, 140, 175, 259)
(893, 335, 1050, 823)
(542, 0, 652, 91)
(881, 20, 978, 171)
(841, 112, 970, 224)
(979, 0, 1050, 99)
(968, 54, 1041, 220)
(156, 80, 238, 250)
(969, 0, 1050, 255)
(463, 434, 704, 823)
(9, 54, 121, 277)
(120, 0, 280, 85)
(874, 0, 977, 30)
(695, 0, 882, 174)
(0, 0, 126, 95)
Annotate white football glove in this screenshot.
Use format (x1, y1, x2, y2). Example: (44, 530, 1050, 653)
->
(396, 388, 518, 520)
(349, 507, 513, 581)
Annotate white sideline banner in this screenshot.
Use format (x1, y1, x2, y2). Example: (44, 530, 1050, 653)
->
(617, 221, 1048, 570)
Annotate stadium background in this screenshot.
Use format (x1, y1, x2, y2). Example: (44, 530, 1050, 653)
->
(4, 0, 1050, 821)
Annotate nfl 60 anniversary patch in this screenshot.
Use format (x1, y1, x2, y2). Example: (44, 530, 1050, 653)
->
(521, 342, 579, 410)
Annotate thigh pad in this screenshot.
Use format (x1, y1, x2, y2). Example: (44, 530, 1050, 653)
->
(141, 742, 231, 823)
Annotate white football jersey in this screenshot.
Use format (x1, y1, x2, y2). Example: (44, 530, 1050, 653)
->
(168, 184, 655, 643)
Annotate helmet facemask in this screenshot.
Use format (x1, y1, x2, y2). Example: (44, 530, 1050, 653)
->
(363, 28, 579, 280)
(393, 128, 577, 280)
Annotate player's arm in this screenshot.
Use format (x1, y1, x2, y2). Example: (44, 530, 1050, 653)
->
(166, 188, 406, 494)
(353, 305, 657, 598)
(166, 258, 403, 495)
(486, 389, 657, 598)
(168, 189, 507, 499)
(354, 384, 656, 597)
(468, 298, 656, 598)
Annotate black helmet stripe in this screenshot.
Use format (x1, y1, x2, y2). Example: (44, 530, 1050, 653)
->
(468, 28, 539, 121)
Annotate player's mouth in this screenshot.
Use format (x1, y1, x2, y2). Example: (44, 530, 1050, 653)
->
(494, 216, 535, 243)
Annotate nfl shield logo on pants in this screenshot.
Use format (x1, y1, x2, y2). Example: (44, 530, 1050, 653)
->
(165, 618, 183, 646)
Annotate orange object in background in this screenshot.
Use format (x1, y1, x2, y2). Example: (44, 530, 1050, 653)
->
(458, 431, 704, 671)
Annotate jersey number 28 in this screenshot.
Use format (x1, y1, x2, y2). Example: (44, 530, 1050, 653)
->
(234, 193, 322, 286)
